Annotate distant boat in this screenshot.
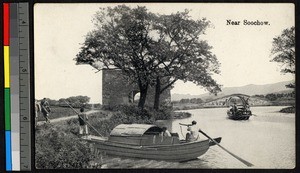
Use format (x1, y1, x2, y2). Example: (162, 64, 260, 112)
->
(226, 94, 252, 120)
(84, 124, 221, 162)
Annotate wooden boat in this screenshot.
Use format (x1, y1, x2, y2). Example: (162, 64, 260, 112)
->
(84, 124, 221, 162)
(226, 94, 252, 120)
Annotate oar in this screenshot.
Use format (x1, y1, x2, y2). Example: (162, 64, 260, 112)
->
(64, 101, 103, 137)
(199, 130, 254, 167)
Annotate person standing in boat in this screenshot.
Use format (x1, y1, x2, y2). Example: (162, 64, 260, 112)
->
(180, 120, 200, 142)
(41, 98, 51, 123)
(232, 102, 238, 115)
(78, 107, 89, 136)
(160, 127, 171, 137)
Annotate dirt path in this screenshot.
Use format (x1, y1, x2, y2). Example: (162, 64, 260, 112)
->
(37, 109, 111, 126)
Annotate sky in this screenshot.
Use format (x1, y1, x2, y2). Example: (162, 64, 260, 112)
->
(34, 3, 295, 103)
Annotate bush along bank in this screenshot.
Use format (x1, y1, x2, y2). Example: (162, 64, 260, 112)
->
(172, 112, 192, 119)
(279, 106, 295, 113)
(35, 123, 99, 169)
(102, 104, 172, 120)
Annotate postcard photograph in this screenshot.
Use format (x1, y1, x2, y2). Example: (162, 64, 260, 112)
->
(34, 3, 295, 169)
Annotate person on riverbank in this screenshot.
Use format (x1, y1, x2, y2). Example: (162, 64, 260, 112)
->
(78, 107, 89, 136)
(41, 98, 51, 123)
(35, 100, 41, 127)
(180, 120, 200, 142)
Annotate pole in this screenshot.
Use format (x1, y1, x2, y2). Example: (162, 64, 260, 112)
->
(64, 101, 103, 137)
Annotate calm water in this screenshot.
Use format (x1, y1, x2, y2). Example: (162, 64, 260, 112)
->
(98, 106, 295, 169)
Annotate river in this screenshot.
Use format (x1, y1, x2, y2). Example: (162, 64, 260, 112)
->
(98, 106, 295, 169)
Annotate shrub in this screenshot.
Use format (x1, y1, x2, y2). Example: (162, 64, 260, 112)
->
(149, 107, 172, 120)
(87, 109, 155, 137)
(35, 124, 97, 169)
(279, 106, 295, 113)
(101, 104, 172, 120)
(172, 112, 192, 119)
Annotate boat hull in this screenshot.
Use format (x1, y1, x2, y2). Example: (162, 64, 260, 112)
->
(227, 110, 251, 120)
(87, 136, 219, 162)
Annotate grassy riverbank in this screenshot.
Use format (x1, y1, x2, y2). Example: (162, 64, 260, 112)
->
(35, 112, 137, 168)
(36, 106, 82, 122)
(36, 105, 177, 168)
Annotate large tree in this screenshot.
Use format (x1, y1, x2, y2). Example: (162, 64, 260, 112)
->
(75, 6, 158, 109)
(270, 26, 295, 89)
(76, 5, 221, 110)
(150, 11, 221, 110)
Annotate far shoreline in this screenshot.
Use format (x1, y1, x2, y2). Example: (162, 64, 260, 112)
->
(174, 105, 295, 113)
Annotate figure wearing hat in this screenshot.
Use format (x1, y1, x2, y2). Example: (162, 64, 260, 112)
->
(180, 120, 200, 142)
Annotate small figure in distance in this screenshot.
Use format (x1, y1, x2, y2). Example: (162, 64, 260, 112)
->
(41, 98, 51, 123)
(179, 120, 200, 142)
(231, 102, 238, 115)
(78, 107, 89, 136)
(160, 127, 171, 137)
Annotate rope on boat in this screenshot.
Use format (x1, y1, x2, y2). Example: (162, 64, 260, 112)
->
(180, 125, 185, 139)
(64, 101, 104, 137)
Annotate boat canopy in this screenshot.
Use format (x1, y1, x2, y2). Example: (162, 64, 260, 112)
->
(227, 95, 250, 107)
(110, 124, 163, 137)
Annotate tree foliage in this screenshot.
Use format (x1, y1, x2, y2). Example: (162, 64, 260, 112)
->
(58, 96, 90, 108)
(271, 26, 295, 88)
(150, 11, 221, 109)
(40, 96, 90, 108)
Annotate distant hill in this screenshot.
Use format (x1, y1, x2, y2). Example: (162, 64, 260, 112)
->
(171, 80, 294, 101)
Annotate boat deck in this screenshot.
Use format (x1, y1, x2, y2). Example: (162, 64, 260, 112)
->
(82, 135, 108, 141)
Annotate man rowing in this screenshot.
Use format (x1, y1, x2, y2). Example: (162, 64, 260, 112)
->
(179, 120, 200, 142)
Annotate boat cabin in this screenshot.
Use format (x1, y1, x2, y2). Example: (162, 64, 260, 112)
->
(226, 94, 252, 120)
(108, 124, 181, 146)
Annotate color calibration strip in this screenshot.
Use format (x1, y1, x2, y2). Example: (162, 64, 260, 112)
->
(3, 3, 31, 171)
(10, 3, 20, 171)
(4, 3, 12, 171)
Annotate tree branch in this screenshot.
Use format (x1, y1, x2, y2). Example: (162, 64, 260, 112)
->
(160, 78, 178, 93)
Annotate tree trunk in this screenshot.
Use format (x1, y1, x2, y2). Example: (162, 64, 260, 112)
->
(138, 87, 148, 109)
(153, 76, 161, 110)
(154, 78, 177, 110)
(138, 79, 148, 109)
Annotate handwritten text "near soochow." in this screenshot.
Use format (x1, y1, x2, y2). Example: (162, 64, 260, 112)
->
(226, 20, 270, 26)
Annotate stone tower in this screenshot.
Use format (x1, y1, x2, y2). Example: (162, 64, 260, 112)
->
(102, 69, 171, 107)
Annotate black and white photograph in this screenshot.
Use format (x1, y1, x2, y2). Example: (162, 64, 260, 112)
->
(34, 3, 295, 169)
